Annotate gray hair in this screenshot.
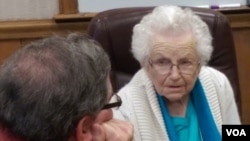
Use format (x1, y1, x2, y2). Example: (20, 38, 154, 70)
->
(131, 5, 213, 66)
(0, 33, 111, 141)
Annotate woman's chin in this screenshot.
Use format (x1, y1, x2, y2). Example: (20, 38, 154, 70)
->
(164, 93, 186, 102)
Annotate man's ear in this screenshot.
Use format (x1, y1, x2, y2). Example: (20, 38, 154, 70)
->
(75, 116, 94, 141)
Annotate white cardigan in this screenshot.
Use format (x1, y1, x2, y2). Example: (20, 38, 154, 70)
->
(113, 66, 241, 141)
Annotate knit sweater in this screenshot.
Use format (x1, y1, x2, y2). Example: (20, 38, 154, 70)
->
(113, 66, 241, 141)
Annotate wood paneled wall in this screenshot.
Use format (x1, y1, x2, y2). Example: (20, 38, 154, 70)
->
(0, 6, 250, 124)
(233, 28, 250, 124)
(223, 8, 250, 124)
(0, 19, 89, 63)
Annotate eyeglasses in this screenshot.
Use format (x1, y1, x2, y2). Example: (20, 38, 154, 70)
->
(149, 58, 200, 75)
(102, 93, 122, 110)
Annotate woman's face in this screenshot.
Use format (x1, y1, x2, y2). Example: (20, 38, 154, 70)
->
(146, 31, 200, 102)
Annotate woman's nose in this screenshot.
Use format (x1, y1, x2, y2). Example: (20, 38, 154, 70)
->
(169, 65, 182, 80)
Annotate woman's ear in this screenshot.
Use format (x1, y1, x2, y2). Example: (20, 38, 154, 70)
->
(75, 116, 94, 141)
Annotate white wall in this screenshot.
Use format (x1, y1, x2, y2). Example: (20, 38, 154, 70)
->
(78, 0, 246, 13)
(0, 0, 58, 21)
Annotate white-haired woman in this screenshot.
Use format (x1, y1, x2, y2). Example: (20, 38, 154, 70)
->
(114, 5, 241, 141)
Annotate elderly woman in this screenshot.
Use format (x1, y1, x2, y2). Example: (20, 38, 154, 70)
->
(113, 5, 241, 141)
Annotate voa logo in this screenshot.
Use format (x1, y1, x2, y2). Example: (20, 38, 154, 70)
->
(226, 129, 246, 136)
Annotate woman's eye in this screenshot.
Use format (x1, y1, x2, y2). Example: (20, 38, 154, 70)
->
(180, 60, 192, 65)
(157, 59, 170, 65)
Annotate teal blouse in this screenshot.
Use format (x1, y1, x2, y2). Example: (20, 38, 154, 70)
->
(171, 99, 202, 141)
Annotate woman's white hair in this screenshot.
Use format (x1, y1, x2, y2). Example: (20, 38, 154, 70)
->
(131, 5, 213, 66)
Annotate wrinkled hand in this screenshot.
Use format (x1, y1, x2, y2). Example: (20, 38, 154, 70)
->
(91, 119, 133, 141)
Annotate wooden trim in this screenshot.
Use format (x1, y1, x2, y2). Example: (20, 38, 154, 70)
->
(53, 13, 96, 22)
(59, 0, 79, 14)
(219, 6, 250, 14)
(224, 13, 250, 28)
(0, 19, 89, 40)
(56, 0, 98, 22)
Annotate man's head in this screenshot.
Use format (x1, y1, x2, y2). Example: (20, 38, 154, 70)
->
(0, 33, 111, 141)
